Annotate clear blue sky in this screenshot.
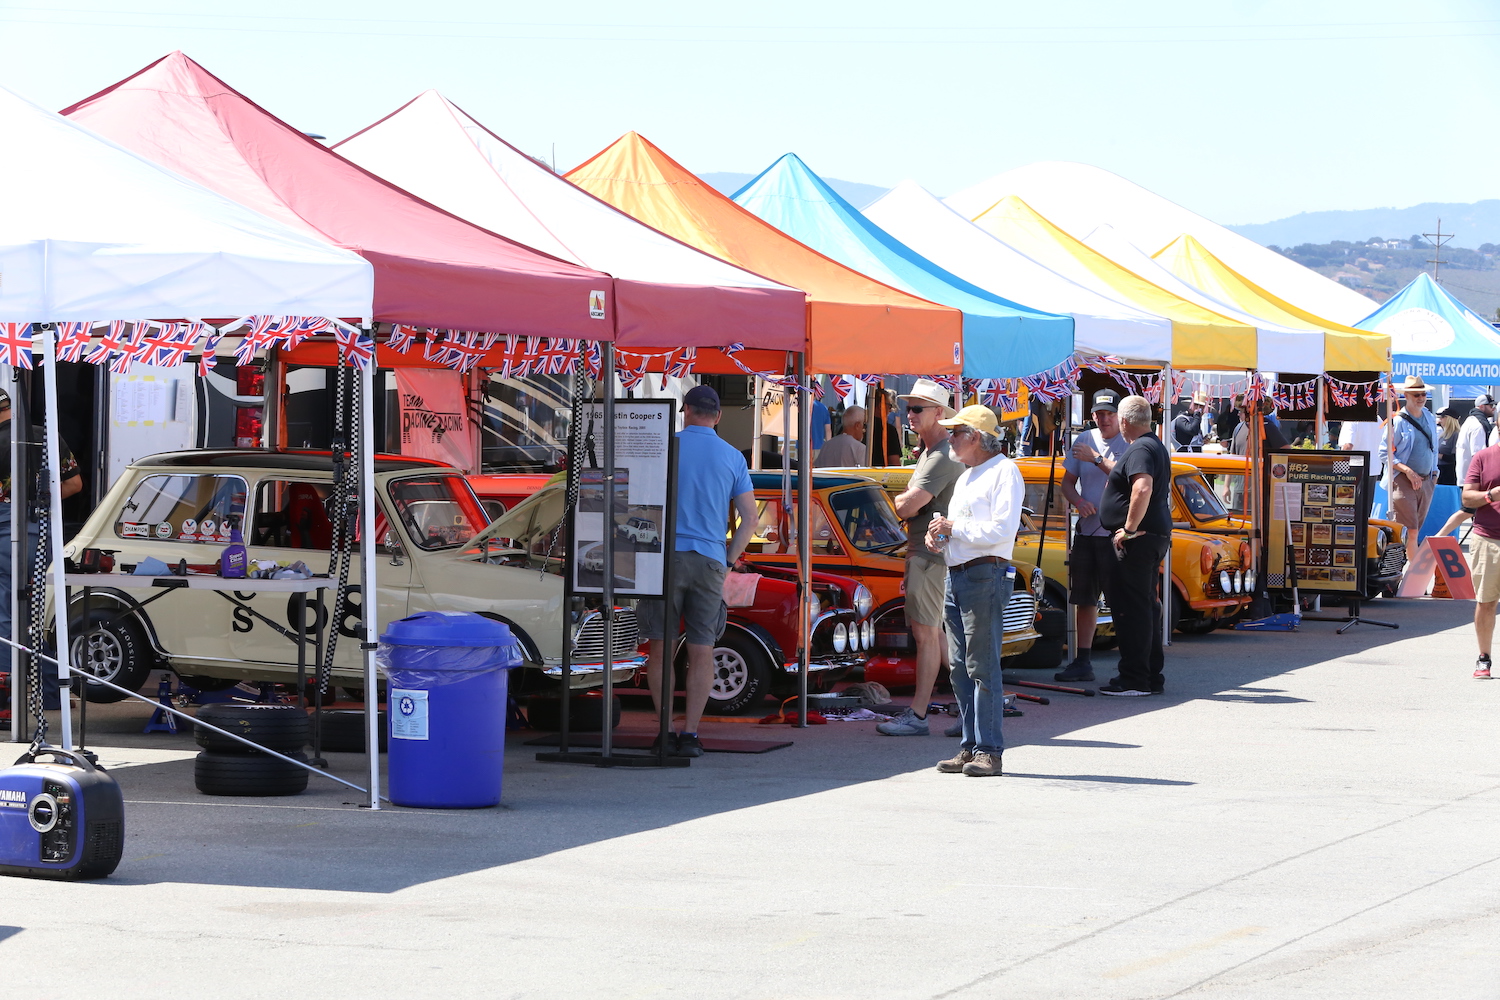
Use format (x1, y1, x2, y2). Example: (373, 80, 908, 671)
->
(2, 0, 1496, 226)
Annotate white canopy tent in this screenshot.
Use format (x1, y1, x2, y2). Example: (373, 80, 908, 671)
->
(863, 181, 1173, 363)
(0, 83, 379, 805)
(945, 161, 1377, 327)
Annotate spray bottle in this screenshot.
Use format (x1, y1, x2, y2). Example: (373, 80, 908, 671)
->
(219, 515, 247, 578)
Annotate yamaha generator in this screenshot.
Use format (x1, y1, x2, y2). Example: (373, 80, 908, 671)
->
(0, 746, 124, 880)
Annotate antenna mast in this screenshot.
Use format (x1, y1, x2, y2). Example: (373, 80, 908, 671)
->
(1423, 218, 1454, 283)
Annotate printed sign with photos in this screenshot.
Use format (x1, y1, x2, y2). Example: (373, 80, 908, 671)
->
(1266, 449, 1371, 595)
(570, 399, 675, 597)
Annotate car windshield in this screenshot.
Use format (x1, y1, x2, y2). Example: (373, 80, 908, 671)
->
(468, 486, 567, 571)
(827, 485, 906, 553)
(1176, 474, 1231, 521)
(1201, 470, 1249, 515)
(387, 475, 487, 550)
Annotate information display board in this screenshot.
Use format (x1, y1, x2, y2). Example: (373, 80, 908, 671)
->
(570, 399, 673, 597)
(1265, 449, 1371, 595)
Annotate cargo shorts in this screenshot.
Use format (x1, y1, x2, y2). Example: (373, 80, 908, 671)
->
(636, 550, 729, 646)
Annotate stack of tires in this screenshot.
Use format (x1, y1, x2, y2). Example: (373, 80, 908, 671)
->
(193, 704, 311, 796)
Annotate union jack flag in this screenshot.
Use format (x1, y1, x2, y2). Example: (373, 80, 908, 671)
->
(617, 362, 646, 391)
(84, 320, 130, 367)
(111, 321, 157, 373)
(926, 374, 960, 393)
(1079, 354, 1124, 373)
(140, 322, 198, 368)
(233, 315, 279, 365)
(442, 331, 499, 374)
(197, 327, 224, 378)
(334, 325, 374, 368)
(279, 317, 331, 352)
(665, 347, 697, 379)
(539, 338, 580, 376)
(0, 323, 32, 369)
(387, 324, 420, 354)
(583, 341, 602, 380)
(981, 379, 1018, 411)
(55, 321, 94, 363)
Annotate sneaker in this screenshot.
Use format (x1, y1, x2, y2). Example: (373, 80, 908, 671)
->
(936, 748, 974, 773)
(1054, 660, 1095, 682)
(1476, 657, 1492, 680)
(674, 733, 704, 757)
(1098, 683, 1151, 697)
(651, 731, 679, 753)
(944, 719, 963, 737)
(1108, 674, 1165, 695)
(962, 751, 1003, 777)
(876, 707, 930, 736)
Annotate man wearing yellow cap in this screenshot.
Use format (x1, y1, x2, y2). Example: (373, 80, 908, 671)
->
(925, 405, 1023, 777)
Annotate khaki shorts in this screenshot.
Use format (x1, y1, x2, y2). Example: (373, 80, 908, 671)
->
(1471, 534, 1500, 604)
(904, 554, 948, 628)
(1389, 474, 1435, 531)
(636, 551, 729, 646)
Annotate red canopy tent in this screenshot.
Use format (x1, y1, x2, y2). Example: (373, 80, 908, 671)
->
(62, 52, 614, 337)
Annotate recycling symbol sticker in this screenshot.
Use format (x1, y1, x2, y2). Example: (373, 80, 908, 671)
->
(390, 688, 428, 741)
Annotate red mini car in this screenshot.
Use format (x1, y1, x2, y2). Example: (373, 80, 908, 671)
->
(467, 473, 555, 522)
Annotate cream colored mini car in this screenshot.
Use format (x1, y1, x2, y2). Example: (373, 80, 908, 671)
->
(61, 450, 640, 700)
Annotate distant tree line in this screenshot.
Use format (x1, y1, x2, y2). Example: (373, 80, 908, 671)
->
(1267, 236, 1495, 274)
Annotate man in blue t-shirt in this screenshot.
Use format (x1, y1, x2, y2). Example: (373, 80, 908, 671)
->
(639, 384, 758, 757)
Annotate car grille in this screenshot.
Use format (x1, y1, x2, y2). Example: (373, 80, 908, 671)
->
(1003, 590, 1038, 636)
(571, 608, 640, 662)
(1379, 544, 1407, 577)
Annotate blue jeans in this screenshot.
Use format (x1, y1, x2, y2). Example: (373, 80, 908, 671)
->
(945, 560, 1013, 755)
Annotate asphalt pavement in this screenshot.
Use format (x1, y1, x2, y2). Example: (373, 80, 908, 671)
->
(2, 595, 1495, 999)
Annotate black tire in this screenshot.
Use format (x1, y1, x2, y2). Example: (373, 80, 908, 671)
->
(1175, 610, 1219, 635)
(1035, 605, 1067, 639)
(175, 674, 241, 693)
(699, 629, 774, 716)
(194, 750, 310, 797)
(315, 710, 388, 753)
(70, 609, 154, 703)
(1003, 634, 1066, 671)
(194, 703, 310, 753)
(526, 694, 621, 732)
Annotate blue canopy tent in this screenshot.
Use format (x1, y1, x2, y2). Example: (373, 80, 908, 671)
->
(733, 154, 1074, 378)
(1358, 273, 1500, 534)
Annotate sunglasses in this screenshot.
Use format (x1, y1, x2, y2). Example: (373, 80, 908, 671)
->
(905, 406, 929, 415)
(950, 426, 976, 438)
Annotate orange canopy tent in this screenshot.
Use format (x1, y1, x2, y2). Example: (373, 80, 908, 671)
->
(566, 133, 962, 376)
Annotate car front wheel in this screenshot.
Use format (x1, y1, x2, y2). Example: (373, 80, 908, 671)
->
(697, 631, 773, 716)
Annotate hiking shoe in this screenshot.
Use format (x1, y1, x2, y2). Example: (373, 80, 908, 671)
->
(962, 751, 1003, 777)
(936, 749, 974, 773)
(944, 718, 963, 737)
(1477, 657, 1492, 680)
(651, 731, 679, 753)
(674, 734, 704, 757)
(1054, 660, 1095, 682)
(1098, 683, 1151, 697)
(876, 707, 930, 736)
(1107, 674, 1164, 694)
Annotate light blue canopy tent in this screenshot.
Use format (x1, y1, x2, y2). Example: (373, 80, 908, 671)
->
(1358, 272, 1500, 385)
(732, 154, 1074, 378)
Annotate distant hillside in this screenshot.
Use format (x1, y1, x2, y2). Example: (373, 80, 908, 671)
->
(700, 171, 889, 209)
(1230, 201, 1500, 249)
(1269, 237, 1500, 320)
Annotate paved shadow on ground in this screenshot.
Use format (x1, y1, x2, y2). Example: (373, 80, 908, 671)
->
(52, 596, 1471, 894)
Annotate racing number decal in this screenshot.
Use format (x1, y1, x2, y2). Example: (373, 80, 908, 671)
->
(231, 591, 258, 633)
(335, 586, 364, 639)
(229, 587, 364, 639)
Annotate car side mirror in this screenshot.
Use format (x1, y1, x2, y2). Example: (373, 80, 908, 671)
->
(384, 530, 405, 566)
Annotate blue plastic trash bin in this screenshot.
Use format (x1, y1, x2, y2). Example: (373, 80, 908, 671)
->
(378, 611, 522, 808)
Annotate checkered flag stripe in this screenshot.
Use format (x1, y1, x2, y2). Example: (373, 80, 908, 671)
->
(1332, 461, 1351, 474)
(1334, 508, 1355, 523)
(1268, 573, 1286, 588)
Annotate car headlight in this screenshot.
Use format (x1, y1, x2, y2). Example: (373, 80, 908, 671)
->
(849, 620, 862, 650)
(806, 591, 822, 623)
(1030, 567, 1045, 600)
(862, 620, 874, 650)
(1234, 570, 1244, 593)
(853, 584, 873, 619)
(1244, 569, 1256, 593)
(1219, 570, 1232, 594)
(832, 623, 848, 653)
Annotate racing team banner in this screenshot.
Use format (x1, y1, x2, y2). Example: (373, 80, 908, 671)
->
(1264, 449, 1371, 596)
(571, 399, 673, 598)
(395, 367, 476, 473)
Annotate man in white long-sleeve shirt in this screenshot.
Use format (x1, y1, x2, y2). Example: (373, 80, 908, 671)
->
(1458, 395, 1496, 484)
(925, 405, 1024, 778)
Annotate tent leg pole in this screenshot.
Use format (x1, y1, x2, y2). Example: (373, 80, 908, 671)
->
(796, 356, 811, 729)
(40, 328, 71, 750)
(600, 347, 616, 760)
(359, 327, 380, 811)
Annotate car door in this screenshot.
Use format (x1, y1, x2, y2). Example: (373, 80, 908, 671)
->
(229, 475, 412, 672)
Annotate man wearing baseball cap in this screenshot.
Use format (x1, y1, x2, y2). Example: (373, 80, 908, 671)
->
(637, 384, 758, 757)
(925, 404, 1024, 776)
(1458, 393, 1497, 485)
(1056, 389, 1129, 682)
(877, 379, 964, 737)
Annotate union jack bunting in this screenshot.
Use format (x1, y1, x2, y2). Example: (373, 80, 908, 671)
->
(233, 315, 279, 365)
(665, 347, 696, 379)
(280, 317, 332, 352)
(981, 379, 1019, 412)
(334, 324, 374, 368)
(721, 343, 799, 389)
(386, 324, 420, 354)
(140, 322, 198, 368)
(926, 374, 960, 393)
(55, 321, 95, 363)
(616, 360, 646, 391)
(85, 320, 130, 367)
(538, 337, 578, 376)
(1078, 354, 1124, 373)
(1244, 375, 1267, 406)
(583, 341, 603, 380)
(832, 375, 859, 399)
(0, 323, 32, 369)
(197, 327, 224, 378)
(500, 336, 534, 379)
(111, 321, 156, 374)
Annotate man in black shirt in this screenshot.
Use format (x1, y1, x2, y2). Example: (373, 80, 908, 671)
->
(1097, 394, 1172, 696)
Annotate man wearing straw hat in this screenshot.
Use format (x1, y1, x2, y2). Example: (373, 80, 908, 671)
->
(1388, 375, 1439, 568)
(877, 379, 964, 737)
(925, 405, 1024, 776)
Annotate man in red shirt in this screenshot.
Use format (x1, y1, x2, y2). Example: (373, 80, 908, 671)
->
(1460, 443, 1500, 678)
